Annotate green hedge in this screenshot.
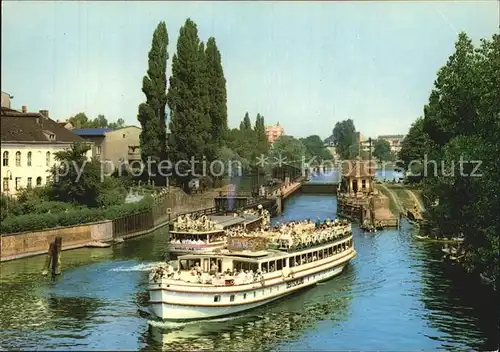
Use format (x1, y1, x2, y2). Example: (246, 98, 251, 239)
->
(0, 197, 154, 234)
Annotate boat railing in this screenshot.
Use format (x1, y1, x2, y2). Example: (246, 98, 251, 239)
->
(272, 232, 352, 252)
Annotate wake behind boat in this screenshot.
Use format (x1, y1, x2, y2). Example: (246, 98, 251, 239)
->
(148, 218, 356, 321)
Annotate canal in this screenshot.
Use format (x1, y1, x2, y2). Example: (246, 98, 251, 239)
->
(0, 193, 498, 351)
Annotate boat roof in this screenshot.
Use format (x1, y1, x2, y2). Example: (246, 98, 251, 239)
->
(207, 215, 259, 228)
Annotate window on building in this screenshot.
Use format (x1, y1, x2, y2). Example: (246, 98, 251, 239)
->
(2, 178, 9, 192)
(36, 177, 42, 186)
(2, 151, 8, 167)
(96, 145, 102, 155)
(27, 152, 32, 166)
(15, 177, 21, 191)
(27, 177, 32, 188)
(46, 152, 51, 166)
(15, 151, 21, 166)
(362, 179, 366, 189)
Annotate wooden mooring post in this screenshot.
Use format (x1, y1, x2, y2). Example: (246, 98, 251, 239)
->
(42, 236, 62, 277)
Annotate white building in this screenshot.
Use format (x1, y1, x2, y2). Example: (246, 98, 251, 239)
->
(1, 105, 89, 196)
(377, 134, 405, 153)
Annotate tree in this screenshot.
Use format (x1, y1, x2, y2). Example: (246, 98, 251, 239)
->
(373, 139, 393, 162)
(49, 143, 102, 207)
(300, 135, 333, 163)
(254, 113, 269, 158)
(417, 32, 499, 283)
(205, 37, 228, 149)
(268, 135, 306, 167)
(332, 119, 357, 159)
(241, 112, 252, 131)
(397, 118, 433, 174)
(92, 114, 109, 128)
(68, 113, 89, 129)
(108, 118, 125, 130)
(68, 113, 124, 130)
(168, 19, 212, 189)
(137, 21, 169, 184)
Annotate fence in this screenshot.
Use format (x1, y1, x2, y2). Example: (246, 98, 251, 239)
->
(112, 210, 154, 238)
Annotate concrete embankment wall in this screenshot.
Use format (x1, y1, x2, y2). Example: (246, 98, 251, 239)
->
(1, 221, 113, 261)
(0, 188, 215, 262)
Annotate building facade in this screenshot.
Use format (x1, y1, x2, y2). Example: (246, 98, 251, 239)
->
(378, 134, 405, 153)
(1, 106, 89, 196)
(340, 159, 376, 194)
(72, 126, 142, 173)
(265, 123, 284, 144)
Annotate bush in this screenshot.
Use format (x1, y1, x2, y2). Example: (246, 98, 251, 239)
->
(0, 196, 154, 234)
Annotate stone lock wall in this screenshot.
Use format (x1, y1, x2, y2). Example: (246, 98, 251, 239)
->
(0, 221, 113, 261)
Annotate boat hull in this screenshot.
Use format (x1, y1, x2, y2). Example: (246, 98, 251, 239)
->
(149, 255, 353, 321)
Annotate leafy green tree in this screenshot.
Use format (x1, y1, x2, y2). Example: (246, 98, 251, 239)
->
(241, 112, 252, 131)
(300, 135, 333, 163)
(49, 144, 102, 207)
(417, 32, 499, 283)
(397, 118, 433, 174)
(254, 113, 269, 158)
(68, 112, 89, 129)
(332, 119, 357, 159)
(373, 139, 393, 161)
(108, 118, 125, 130)
(268, 135, 306, 167)
(137, 21, 169, 185)
(205, 37, 228, 148)
(168, 19, 212, 189)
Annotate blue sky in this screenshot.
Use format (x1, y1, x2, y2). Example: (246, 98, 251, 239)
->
(1, 1, 498, 139)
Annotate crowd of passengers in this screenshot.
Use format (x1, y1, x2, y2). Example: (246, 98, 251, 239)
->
(158, 238, 352, 284)
(170, 234, 225, 245)
(239, 218, 351, 249)
(161, 261, 265, 285)
(173, 214, 217, 231)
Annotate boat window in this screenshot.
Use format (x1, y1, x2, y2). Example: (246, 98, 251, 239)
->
(261, 262, 268, 273)
(269, 261, 276, 272)
(230, 295, 235, 302)
(254, 291, 256, 298)
(290, 258, 295, 268)
(243, 293, 247, 300)
(329, 247, 333, 255)
(277, 259, 283, 271)
(214, 295, 221, 302)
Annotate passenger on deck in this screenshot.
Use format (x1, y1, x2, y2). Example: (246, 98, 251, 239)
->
(210, 261, 218, 275)
(195, 262, 202, 274)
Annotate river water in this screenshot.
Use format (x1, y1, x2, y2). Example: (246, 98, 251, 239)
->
(0, 193, 498, 351)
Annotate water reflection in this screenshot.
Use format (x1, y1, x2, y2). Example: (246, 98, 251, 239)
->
(144, 267, 354, 351)
(418, 244, 499, 351)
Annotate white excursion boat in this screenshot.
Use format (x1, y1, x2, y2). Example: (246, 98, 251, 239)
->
(168, 210, 269, 255)
(149, 219, 356, 321)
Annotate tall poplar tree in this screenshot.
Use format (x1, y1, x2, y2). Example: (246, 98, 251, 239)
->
(254, 113, 269, 157)
(137, 22, 169, 183)
(167, 18, 212, 188)
(205, 37, 228, 148)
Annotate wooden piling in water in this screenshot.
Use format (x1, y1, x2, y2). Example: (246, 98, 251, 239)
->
(42, 242, 54, 276)
(52, 236, 62, 276)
